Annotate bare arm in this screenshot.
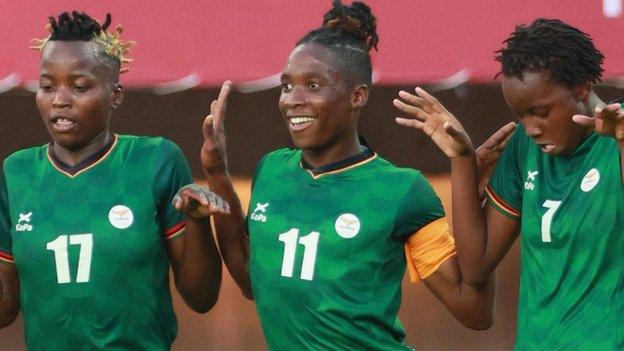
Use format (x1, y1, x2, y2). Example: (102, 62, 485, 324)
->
(189, 81, 253, 299)
(394, 88, 520, 285)
(0, 264, 19, 328)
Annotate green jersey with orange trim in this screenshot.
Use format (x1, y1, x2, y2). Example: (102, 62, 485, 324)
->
(248, 148, 445, 351)
(0, 135, 192, 351)
(486, 124, 624, 350)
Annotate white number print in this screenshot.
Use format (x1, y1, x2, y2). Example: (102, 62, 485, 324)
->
(278, 228, 320, 281)
(46, 234, 93, 284)
(541, 200, 561, 243)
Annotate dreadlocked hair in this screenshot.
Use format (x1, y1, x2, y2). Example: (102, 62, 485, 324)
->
(30, 11, 136, 74)
(297, 0, 379, 85)
(495, 18, 604, 87)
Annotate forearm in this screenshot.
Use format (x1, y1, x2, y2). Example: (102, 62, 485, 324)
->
(171, 218, 222, 313)
(450, 154, 492, 284)
(206, 171, 253, 299)
(0, 266, 19, 328)
(455, 274, 495, 330)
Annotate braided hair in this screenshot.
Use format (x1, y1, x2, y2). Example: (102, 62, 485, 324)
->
(496, 18, 604, 87)
(31, 12, 135, 75)
(297, 0, 379, 85)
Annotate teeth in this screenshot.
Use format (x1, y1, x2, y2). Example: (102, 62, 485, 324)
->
(290, 117, 315, 124)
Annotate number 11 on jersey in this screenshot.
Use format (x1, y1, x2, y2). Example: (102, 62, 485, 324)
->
(278, 228, 319, 281)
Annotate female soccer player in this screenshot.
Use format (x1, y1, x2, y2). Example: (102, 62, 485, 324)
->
(0, 12, 225, 350)
(394, 18, 624, 350)
(175, 1, 517, 349)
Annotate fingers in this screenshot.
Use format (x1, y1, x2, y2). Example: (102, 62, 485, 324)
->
(479, 122, 517, 151)
(172, 184, 231, 217)
(572, 114, 596, 128)
(395, 117, 425, 130)
(414, 87, 443, 113)
(443, 121, 463, 137)
(393, 98, 427, 121)
(213, 81, 232, 119)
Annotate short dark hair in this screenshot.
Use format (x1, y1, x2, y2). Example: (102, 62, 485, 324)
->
(495, 18, 604, 87)
(297, 0, 379, 85)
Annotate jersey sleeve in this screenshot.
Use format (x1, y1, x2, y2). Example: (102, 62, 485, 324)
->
(393, 171, 445, 241)
(0, 166, 14, 263)
(152, 139, 194, 240)
(245, 152, 271, 224)
(485, 124, 527, 219)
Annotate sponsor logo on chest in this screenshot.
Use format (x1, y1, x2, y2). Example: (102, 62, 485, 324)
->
(335, 213, 361, 239)
(250, 202, 269, 223)
(15, 211, 33, 232)
(524, 170, 538, 190)
(108, 205, 134, 229)
(580, 168, 600, 192)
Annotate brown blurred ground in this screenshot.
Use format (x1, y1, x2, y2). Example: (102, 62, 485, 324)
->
(0, 175, 519, 351)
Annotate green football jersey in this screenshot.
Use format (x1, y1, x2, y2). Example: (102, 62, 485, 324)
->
(0, 135, 193, 350)
(487, 124, 624, 350)
(248, 148, 444, 351)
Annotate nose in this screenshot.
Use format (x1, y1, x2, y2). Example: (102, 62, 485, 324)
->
(522, 117, 542, 138)
(52, 87, 71, 108)
(280, 86, 306, 109)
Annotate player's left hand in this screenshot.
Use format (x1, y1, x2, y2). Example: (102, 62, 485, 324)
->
(573, 103, 624, 142)
(476, 122, 516, 198)
(173, 183, 230, 219)
(394, 87, 474, 159)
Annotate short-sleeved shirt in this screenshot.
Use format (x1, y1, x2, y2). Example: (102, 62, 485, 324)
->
(248, 147, 445, 350)
(0, 135, 192, 350)
(487, 124, 624, 350)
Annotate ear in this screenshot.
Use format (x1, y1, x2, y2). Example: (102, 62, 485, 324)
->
(111, 83, 124, 109)
(351, 84, 369, 109)
(573, 82, 591, 102)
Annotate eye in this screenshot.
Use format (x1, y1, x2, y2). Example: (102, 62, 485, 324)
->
(281, 83, 293, 93)
(72, 85, 88, 93)
(39, 82, 53, 92)
(307, 82, 320, 90)
(534, 110, 549, 118)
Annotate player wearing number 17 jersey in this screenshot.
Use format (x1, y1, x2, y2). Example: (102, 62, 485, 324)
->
(0, 12, 223, 350)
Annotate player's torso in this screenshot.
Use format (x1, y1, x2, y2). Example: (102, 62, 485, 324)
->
(249, 150, 414, 351)
(4, 137, 175, 350)
(516, 134, 624, 350)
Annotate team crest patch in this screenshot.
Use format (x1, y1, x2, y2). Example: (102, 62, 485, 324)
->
(580, 168, 600, 192)
(109, 205, 134, 229)
(335, 213, 360, 238)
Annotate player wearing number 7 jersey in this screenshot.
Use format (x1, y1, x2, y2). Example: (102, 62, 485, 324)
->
(0, 12, 225, 350)
(395, 19, 624, 350)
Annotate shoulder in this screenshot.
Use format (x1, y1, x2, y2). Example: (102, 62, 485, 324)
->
(4, 144, 48, 172)
(258, 148, 300, 168)
(115, 135, 184, 158)
(371, 155, 430, 185)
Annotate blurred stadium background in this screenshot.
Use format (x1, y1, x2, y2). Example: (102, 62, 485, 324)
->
(1, 1, 623, 350)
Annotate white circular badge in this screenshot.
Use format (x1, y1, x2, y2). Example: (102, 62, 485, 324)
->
(335, 213, 361, 239)
(580, 168, 600, 192)
(109, 205, 134, 229)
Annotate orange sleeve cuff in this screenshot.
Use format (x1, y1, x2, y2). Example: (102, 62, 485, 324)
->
(404, 217, 456, 283)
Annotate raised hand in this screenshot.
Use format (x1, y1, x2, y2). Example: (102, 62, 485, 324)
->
(573, 103, 624, 141)
(476, 122, 516, 198)
(394, 87, 474, 159)
(202, 81, 232, 174)
(173, 183, 230, 219)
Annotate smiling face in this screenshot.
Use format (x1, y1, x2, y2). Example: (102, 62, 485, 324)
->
(501, 70, 592, 156)
(278, 43, 362, 156)
(36, 40, 122, 152)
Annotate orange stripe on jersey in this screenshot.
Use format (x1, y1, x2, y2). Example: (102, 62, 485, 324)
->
(165, 221, 187, 240)
(404, 217, 456, 283)
(485, 186, 520, 218)
(0, 251, 15, 264)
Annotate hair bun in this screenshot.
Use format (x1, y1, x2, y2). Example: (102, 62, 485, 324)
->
(322, 0, 378, 51)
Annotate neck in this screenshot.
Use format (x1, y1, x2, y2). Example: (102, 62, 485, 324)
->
(52, 131, 111, 166)
(302, 132, 364, 169)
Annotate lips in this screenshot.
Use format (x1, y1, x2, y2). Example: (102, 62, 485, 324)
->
(50, 115, 77, 133)
(538, 144, 555, 154)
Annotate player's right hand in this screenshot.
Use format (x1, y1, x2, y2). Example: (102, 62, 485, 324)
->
(173, 183, 230, 219)
(475, 122, 516, 198)
(201, 81, 231, 175)
(394, 87, 474, 159)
